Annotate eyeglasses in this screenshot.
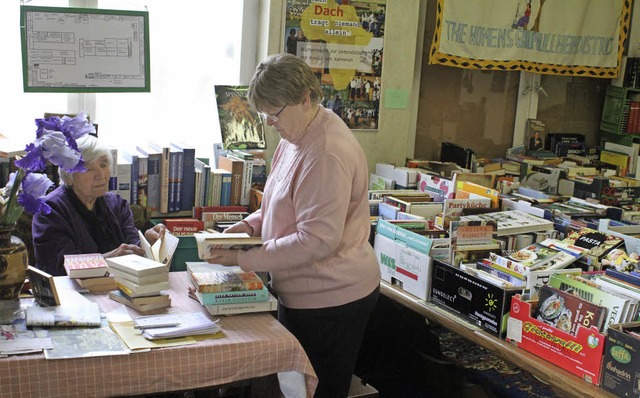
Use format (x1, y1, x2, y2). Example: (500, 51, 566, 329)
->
(259, 104, 287, 123)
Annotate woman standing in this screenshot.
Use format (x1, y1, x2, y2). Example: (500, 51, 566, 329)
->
(207, 53, 380, 397)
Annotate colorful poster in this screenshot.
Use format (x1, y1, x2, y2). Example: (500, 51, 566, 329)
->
(429, 0, 632, 78)
(285, 0, 386, 130)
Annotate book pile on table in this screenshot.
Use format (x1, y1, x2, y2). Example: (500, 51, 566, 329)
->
(63, 253, 116, 293)
(186, 262, 277, 316)
(106, 254, 171, 312)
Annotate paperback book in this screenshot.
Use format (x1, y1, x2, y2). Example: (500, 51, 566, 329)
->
(26, 302, 101, 328)
(63, 253, 110, 279)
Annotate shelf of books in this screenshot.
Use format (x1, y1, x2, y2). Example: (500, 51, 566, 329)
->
(368, 153, 640, 397)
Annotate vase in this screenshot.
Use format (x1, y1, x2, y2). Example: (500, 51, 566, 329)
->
(0, 224, 28, 300)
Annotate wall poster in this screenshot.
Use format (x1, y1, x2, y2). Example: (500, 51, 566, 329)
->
(429, 0, 632, 78)
(285, 0, 386, 130)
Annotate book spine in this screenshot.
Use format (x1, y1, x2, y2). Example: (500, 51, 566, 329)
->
(204, 297, 277, 315)
(160, 147, 171, 213)
(130, 155, 139, 205)
(137, 156, 148, 207)
(197, 289, 269, 305)
(219, 156, 243, 206)
(193, 205, 248, 220)
(210, 170, 222, 207)
(181, 148, 196, 211)
(168, 149, 178, 212)
(116, 161, 132, 204)
(605, 269, 640, 288)
(147, 154, 162, 212)
(220, 172, 232, 206)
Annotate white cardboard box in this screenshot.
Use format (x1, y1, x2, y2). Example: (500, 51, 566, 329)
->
(374, 220, 433, 301)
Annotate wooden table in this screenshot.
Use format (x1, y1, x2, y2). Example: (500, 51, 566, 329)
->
(0, 272, 317, 398)
(380, 281, 616, 398)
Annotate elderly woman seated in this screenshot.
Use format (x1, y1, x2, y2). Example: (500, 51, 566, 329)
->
(32, 134, 164, 276)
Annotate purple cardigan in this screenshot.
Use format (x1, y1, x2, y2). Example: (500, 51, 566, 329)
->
(32, 186, 140, 276)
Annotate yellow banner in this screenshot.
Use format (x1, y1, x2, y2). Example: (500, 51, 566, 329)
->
(429, 0, 632, 78)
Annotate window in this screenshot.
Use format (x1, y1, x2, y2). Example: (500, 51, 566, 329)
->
(95, 0, 246, 161)
(0, 1, 68, 141)
(3, 0, 250, 162)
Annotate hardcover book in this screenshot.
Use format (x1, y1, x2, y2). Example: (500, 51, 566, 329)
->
(449, 220, 496, 247)
(560, 227, 625, 270)
(188, 282, 270, 305)
(194, 232, 263, 260)
(534, 285, 607, 335)
(187, 262, 264, 293)
(63, 253, 110, 279)
(548, 273, 631, 330)
(214, 85, 266, 150)
(163, 218, 205, 237)
(203, 293, 278, 316)
(27, 266, 61, 307)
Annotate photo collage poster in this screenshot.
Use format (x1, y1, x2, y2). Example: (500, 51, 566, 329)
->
(285, 0, 386, 130)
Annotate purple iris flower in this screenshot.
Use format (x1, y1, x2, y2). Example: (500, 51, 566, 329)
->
(16, 172, 53, 215)
(14, 143, 47, 172)
(35, 116, 62, 139)
(40, 131, 86, 172)
(60, 113, 95, 151)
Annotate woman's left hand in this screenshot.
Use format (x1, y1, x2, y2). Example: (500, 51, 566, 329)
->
(206, 249, 239, 266)
(145, 223, 166, 245)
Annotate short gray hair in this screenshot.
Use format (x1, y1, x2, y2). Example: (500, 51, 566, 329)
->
(247, 53, 324, 112)
(59, 134, 112, 186)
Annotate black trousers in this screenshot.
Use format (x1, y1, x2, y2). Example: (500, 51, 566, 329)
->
(278, 286, 380, 398)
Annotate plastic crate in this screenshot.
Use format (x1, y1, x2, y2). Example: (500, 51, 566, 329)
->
(169, 235, 200, 272)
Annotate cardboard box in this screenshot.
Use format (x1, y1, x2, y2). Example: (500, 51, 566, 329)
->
(374, 220, 434, 301)
(507, 295, 605, 385)
(374, 163, 418, 189)
(430, 259, 520, 338)
(601, 322, 640, 397)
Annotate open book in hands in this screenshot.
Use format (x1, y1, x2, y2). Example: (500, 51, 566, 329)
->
(194, 232, 263, 260)
(138, 229, 179, 266)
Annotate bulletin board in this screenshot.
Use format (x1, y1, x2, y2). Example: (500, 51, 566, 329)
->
(20, 6, 150, 92)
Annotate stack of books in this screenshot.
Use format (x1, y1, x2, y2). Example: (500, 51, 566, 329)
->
(63, 253, 116, 292)
(106, 254, 171, 312)
(186, 262, 277, 315)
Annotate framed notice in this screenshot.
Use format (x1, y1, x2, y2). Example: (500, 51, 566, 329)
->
(20, 6, 150, 92)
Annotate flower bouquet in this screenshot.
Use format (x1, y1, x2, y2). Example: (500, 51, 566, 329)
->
(0, 112, 95, 226)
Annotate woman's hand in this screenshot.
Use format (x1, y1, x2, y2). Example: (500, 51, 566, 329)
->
(225, 220, 253, 235)
(104, 243, 145, 258)
(206, 249, 239, 266)
(145, 223, 166, 245)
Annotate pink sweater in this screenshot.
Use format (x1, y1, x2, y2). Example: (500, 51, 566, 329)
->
(238, 106, 380, 309)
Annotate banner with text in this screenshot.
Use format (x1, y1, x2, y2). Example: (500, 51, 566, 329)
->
(429, 0, 632, 78)
(285, 0, 386, 130)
